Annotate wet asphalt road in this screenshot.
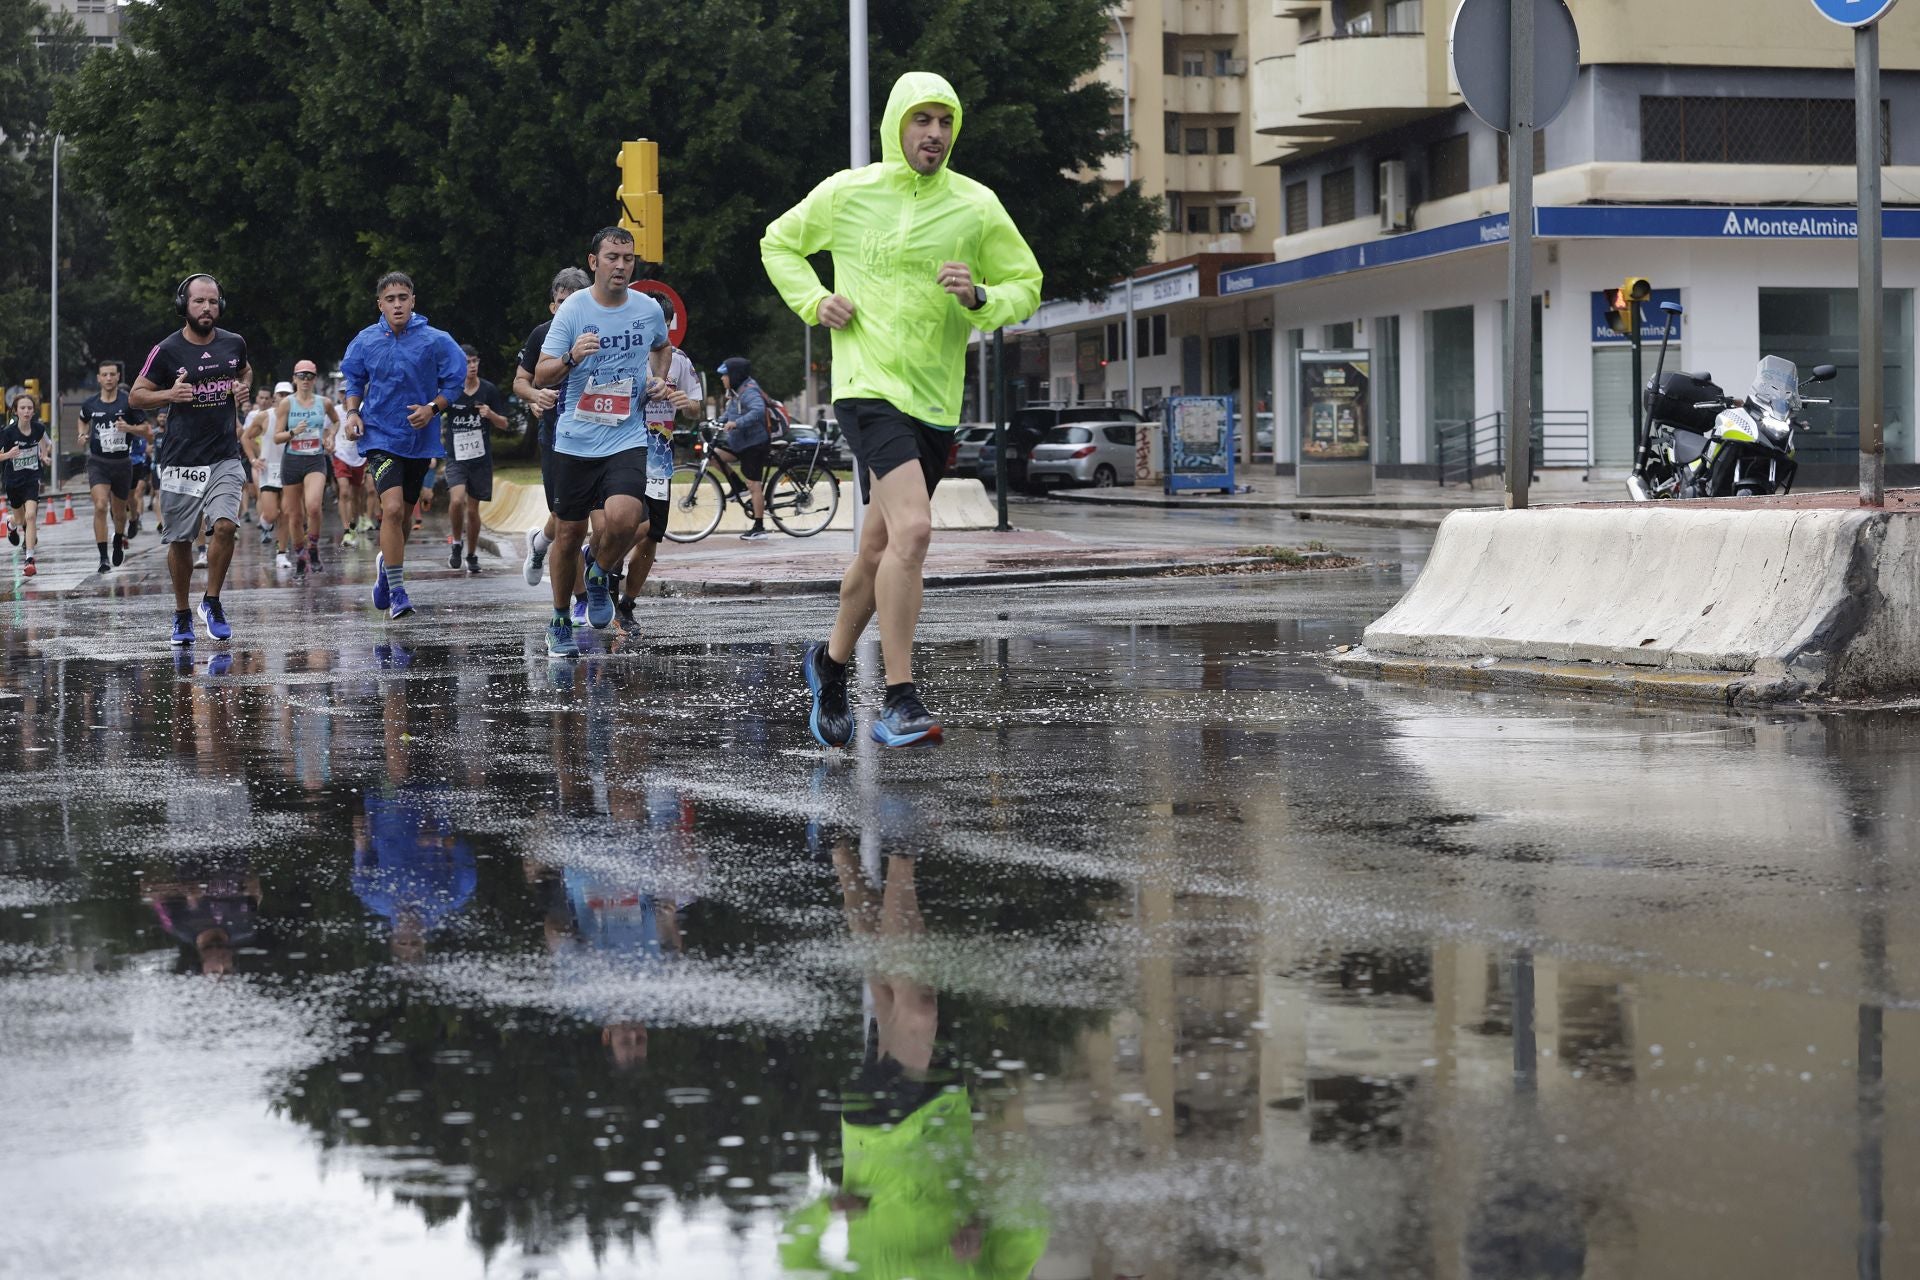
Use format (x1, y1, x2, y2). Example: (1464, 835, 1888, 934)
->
(1, 505, 1916, 1279)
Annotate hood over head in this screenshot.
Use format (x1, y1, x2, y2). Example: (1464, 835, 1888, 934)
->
(718, 356, 753, 387)
(880, 71, 964, 173)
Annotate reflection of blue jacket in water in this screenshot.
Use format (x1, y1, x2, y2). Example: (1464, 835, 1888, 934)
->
(352, 788, 477, 932)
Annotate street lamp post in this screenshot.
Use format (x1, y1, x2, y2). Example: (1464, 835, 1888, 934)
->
(1113, 11, 1136, 410)
(849, 0, 869, 542)
(50, 133, 61, 491)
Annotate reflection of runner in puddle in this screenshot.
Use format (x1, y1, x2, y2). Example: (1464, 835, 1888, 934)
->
(352, 789, 476, 962)
(532, 783, 705, 1071)
(144, 862, 262, 975)
(779, 830, 1047, 1277)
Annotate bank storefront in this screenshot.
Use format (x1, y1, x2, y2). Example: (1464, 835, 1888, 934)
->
(1220, 205, 1920, 480)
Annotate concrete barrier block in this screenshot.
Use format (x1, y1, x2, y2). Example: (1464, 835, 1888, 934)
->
(1353, 504, 1920, 704)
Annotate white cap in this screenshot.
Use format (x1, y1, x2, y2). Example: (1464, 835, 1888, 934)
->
(273, 381, 294, 395)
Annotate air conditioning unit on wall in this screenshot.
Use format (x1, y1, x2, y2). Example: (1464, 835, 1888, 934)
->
(1227, 211, 1256, 232)
(1378, 159, 1409, 232)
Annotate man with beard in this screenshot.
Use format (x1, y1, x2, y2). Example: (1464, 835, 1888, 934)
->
(130, 274, 253, 645)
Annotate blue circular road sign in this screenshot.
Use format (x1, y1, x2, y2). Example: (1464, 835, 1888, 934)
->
(1811, 0, 1900, 27)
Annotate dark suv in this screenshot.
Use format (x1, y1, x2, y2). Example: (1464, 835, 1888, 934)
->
(974, 405, 1144, 491)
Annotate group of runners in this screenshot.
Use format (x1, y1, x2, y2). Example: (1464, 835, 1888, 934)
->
(11, 72, 1040, 750)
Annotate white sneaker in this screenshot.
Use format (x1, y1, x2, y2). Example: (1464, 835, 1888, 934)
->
(276, 551, 293, 571)
(522, 533, 548, 586)
(193, 546, 209, 568)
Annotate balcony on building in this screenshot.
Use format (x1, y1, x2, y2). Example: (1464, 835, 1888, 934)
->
(1255, 0, 1446, 156)
(1163, 0, 1242, 37)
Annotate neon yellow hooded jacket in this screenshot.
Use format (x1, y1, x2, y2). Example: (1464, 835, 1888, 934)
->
(761, 72, 1043, 428)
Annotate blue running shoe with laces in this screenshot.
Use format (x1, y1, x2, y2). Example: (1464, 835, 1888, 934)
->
(571, 595, 589, 627)
(389, 586, 415, 619)
(584, 563, 615, 629)
(803, 642, 854, 748)
(373, 552, 391, 611)
(169, 610, 194, 647)
(871, 685, 942, 748)
(547, 614, 579, 656)
(197, 598, 232, 642)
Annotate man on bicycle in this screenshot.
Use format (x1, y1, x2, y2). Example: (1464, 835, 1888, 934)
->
(762, 71, 1042, 748)
(712, 356, 771, 542)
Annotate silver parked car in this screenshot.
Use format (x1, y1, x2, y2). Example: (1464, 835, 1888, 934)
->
(1025, 421, 1138, 488)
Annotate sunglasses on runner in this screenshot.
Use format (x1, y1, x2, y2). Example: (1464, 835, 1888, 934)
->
(294, 372, 315, 379)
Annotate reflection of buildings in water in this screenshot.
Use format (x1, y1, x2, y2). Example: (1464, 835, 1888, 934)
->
(351, 788, 475, 962)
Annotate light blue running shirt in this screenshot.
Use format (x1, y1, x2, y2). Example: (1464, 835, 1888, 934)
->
(542, 287, 669, 459)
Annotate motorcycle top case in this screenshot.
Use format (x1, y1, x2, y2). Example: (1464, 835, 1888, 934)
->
(1645, 371, 1726, 433)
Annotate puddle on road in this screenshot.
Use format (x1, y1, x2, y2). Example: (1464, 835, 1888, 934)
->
(0, 581, 1916, 1278)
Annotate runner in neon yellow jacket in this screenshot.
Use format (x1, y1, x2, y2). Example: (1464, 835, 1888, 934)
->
(761, 70, 1043, 427)
(764, 71, 1044, 751)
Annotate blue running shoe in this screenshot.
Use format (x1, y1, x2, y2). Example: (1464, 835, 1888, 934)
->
(571, 594, 589, 627)
(197, 598, 232, 642)
(373, 552, 391, 611)
(584, 563, 615, 629)
(389, 586, 415, 620)
(547, 615, 579, 656)
(871, 685, 942, 748)
(803, 642, 854, 748)
(169, 609, 194, 647)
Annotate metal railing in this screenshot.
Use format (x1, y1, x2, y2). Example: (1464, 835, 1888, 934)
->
(1435, 410, 1591, 487)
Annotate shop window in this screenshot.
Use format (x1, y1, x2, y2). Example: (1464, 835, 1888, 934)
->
(1759, 287, 1913, 464)
(1427, 133, 1470, 200)
(1285, 180, 1309, 236)
(1641, 96, 1889, 165)
(1326, 322, 1354, 349)
(1373, 315, 1402, 466)
(1322, 168, 1356, 225)
(1186, 205, 1212, 233)
(1216, 126, 1236, 155)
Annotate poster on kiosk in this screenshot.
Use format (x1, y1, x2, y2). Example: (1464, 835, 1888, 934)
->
(1296, 349, 1374, 497)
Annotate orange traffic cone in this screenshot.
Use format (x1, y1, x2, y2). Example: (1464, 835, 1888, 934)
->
(61, 494, 74, 522)
(0, 501, 10, 542)
(45, 504, 59, 526)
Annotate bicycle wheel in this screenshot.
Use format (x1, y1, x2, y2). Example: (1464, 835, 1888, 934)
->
(767, 462, 840, 538)
(663, 464, 726, 543)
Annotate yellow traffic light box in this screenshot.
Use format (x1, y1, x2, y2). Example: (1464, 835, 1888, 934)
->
(617, 140, 664, 264)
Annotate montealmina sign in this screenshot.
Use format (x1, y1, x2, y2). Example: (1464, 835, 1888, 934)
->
(1220, 205, 1920, 296)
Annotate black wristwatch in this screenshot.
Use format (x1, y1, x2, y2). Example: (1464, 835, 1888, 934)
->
(563, 351, 578, 369)
(967, 285, 988, 312)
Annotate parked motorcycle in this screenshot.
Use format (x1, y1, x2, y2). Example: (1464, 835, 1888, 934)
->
(1626, 302, 1836, 500)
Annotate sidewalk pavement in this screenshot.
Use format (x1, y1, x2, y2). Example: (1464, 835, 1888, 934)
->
(1044, 469, 1617, 528)
(479, 526, 1361, 597)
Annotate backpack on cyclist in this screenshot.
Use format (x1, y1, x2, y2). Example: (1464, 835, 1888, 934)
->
(763, 398, 792, 442)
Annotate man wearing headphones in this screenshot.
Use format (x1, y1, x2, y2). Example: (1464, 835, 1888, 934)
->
(130, 273, 253, 646)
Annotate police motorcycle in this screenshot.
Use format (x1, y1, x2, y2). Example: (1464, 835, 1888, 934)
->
(1626, 302, 1836, 500)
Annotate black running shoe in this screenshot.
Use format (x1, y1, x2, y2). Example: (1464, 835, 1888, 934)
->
(448, 540, 462, 570)
(111, 533, 126, 566)
(803, 641, 854, 748)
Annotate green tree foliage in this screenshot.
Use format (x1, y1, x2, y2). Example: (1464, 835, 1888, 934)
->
(56, 0, 1154, 397)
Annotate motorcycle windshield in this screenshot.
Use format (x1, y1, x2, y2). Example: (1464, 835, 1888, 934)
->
(1750, 356, 1800, 420)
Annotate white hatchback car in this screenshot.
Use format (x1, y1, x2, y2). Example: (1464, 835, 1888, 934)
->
(1025, 421, 1138, 488)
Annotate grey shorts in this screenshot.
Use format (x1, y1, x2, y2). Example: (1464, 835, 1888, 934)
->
(159, 458, 247, 544)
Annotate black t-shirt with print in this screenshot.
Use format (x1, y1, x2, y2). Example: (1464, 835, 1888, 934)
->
(80, 391, 148, 460)
(2, 418, 46, 481)
(442, 378, 507, 462)
(137, 327, 249, 469)
(518, 322, 558, 451)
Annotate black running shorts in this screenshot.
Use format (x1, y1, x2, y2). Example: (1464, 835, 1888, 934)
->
(643, 493, 668, 543)
(366, 451, 435, 506)
(834, 399, 950, 502)
(87, 457, 133, 500)
(548, 446, 647, 523)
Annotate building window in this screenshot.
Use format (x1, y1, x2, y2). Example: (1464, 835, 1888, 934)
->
(1427, 134, 1470, 200)
(1284, 181, 1309, 235)
(1386, 0, 1422, 33)
(1641, 95, 1889, 165)
(1186, 205, 1212, 233)
(1164, 112, 1182, 154)
(1165, 192, 1183, 231)
(1216, 126, 1236, 155)
(1497, 128, 1547, 182)
(1213, 48, 1234, 75)
(1322, 168, 1356, 225)
(1186, 127, 1210, 155)
(1106, 322, 1124, 362)
(1182, 50, 1206, 77)
(1138, 313, 1168, 358)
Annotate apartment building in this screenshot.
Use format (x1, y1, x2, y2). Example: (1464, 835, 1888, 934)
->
(44, 0, 121, 47)
(1228, 0, 1920, 479)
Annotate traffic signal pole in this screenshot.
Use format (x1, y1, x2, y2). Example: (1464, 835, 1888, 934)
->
(1502, 0, 1534, 510)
